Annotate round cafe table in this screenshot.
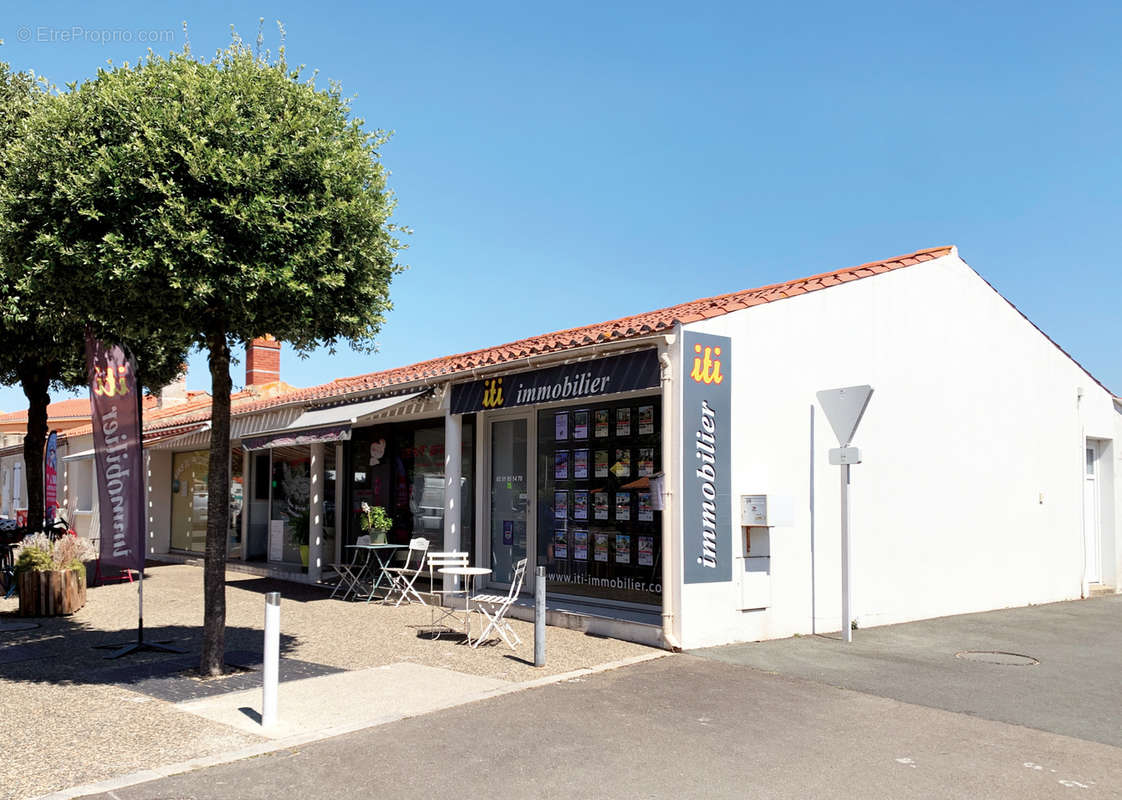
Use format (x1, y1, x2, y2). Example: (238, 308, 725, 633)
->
(438, 566, 492, 643)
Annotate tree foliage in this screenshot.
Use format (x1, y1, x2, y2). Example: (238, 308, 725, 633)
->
(0, 33, 406, 673)
(0, 62, 190, 528)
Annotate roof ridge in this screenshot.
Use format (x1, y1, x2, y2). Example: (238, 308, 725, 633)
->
(135, 245, 958, 432)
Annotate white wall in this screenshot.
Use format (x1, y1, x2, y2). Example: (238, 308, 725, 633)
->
(146, 450, 173, 555)
(677, 249, 1120, 648)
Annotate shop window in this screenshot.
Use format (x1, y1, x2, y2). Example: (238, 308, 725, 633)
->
(537, 397, 662, 605)
(345, 420, 474, 556)
(271, 446, 311, 566)
(229, 448, 244, 557)
(75, 459, 94, 512)
(170, 450, 209, 553)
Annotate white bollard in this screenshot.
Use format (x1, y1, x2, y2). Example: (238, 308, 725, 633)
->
(262, 591, 280, 726)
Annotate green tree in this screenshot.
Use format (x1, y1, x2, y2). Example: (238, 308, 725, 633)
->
(0, 61, 191, 528)
(0, 35, 406, 674)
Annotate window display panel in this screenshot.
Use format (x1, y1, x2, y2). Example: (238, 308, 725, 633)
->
(170, 450, 209, 553)
(271, 446, 311, 566)
(537, 397, 662, 605)
(346, 420, 475, 556)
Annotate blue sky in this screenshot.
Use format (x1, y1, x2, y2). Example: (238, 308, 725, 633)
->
(1, 0, 1119, 414)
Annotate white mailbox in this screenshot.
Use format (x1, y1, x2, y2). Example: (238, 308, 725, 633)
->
(740, 494, 794, 527)
(741, 495, 768, 526)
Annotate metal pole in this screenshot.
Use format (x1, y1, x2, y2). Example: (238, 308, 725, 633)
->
(841, 463, 851, 643)
(534, 566, 546, 667)
(137, 568, 144, 644)
(262, 591, 280, 726)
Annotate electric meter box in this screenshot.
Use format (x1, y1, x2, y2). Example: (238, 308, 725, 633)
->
(740, 494, 794, 527)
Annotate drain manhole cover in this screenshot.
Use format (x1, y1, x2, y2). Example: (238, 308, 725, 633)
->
(955, 650, 1039, 666)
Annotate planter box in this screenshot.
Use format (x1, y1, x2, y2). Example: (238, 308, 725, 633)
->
(18, 569, 86, 616)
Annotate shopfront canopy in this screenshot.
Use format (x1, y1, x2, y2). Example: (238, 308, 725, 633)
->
(241, 390, 429, 450)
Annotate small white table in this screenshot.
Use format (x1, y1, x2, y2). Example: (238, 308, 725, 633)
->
(438, 566, 492, 643)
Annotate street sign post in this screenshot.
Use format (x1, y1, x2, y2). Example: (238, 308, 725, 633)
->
(816, 385, 873, 643)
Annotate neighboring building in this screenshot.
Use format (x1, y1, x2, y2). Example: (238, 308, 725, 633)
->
(3, 247, 1120, 650)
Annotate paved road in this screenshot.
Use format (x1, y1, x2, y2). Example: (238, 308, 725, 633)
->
(695, 595, 1122, 748)
(82, 653, 1121, 799)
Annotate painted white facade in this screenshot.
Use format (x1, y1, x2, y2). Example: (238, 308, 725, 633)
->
(674, 248, 1120, 648)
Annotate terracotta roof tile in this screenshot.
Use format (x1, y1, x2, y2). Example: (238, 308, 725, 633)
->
(137, 246, 953, 433)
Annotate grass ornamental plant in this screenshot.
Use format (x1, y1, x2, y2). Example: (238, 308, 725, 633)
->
(14, 532, 96, 574)
(13, 532, 95, 616)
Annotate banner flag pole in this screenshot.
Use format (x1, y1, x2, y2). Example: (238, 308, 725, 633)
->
(87, 334, 183, 659)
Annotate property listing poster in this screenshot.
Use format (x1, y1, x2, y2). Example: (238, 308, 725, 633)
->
(613, 449, 631, 478)
(593, 491, 609, 520)
(616, 491, 631, 521)
(573, 449, 589, 479)
(638, 447, 654, 477)
(638, 404, 655, 435)
(553, 530, 568, 560)
(573, 410, 589, 439)
(638, 536, 654, 566)
(554, 490, 568, 520)
(616, 407, 631, 436)
(594, 409, 610, 438)
(594, 533, 610, 562)
(555, 450, 569, 480)
(573, 530, 589, 561)
(594, 450, 610, 478)
(573, 490, 589, 520)
(615, 534, 631, 564)
(555, 411, 568, 440)
(638, 490, 653, 521)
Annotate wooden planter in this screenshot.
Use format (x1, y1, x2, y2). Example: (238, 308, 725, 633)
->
(18, 568, 86, 616)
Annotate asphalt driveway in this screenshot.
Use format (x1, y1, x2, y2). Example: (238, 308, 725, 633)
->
(693, 595, 1122, 748)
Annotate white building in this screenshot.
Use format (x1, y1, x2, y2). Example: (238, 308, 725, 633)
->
(5, 245, 1118, 650)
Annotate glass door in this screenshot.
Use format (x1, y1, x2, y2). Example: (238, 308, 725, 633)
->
(489, 417, 528, 585)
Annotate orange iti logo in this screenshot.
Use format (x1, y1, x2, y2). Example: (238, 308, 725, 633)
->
(481, 377, 504, 408)
(690, 344, 724, 385)
(93, 365, 131, 398)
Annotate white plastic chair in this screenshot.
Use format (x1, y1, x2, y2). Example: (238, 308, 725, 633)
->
(329, 534, 370, 600)
(384, 537, 430, 606)
(470, 558, 527, 649)
(426, 551, 470, 634)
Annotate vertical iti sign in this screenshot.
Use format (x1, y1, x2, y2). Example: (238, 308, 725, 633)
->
(86, 333, 145, 572)
(682, 332, 732, 584)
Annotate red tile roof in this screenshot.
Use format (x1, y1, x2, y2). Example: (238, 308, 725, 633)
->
(144, 245, 952, 430)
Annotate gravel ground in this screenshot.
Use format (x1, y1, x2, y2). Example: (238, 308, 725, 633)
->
(0, 562, 658, 799)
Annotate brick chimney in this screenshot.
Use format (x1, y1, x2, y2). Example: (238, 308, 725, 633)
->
(246, 336, 281, 387)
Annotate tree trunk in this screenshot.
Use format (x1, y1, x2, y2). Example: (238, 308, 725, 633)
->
(200, 332, 232, 676)
(19, 362, 50, 532)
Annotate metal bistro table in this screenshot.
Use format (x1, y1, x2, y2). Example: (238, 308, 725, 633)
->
(438, 566, 492, 643)
(345, 543, 407, 603)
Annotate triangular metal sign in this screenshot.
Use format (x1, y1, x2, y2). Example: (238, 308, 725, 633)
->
(816, 385, 873, 446)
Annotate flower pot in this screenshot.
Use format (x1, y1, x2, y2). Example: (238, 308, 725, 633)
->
(368, 530, 388, 545)
(299, 545, 309, 568)
(18, 568, 86, 616)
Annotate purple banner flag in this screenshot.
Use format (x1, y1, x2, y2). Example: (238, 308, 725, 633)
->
(86, 332, 145, 572)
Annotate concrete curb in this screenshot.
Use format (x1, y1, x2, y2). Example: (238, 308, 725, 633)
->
(34, 651, 667, 800)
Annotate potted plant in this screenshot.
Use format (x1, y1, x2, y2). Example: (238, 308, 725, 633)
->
(359, 502, 392, 544)
(14, 532, 94, 616)
(288, 509, 311, 567)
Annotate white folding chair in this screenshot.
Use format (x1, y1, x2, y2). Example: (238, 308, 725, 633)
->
(329, 534, 370, 600)
(384, 537, 430, 606)
(470, 558, 527, 649)
(426, 551, 469, 635)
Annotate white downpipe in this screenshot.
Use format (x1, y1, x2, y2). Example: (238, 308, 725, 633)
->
(659, 345, 682, 651)
(1077, 387, 1087, 599)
